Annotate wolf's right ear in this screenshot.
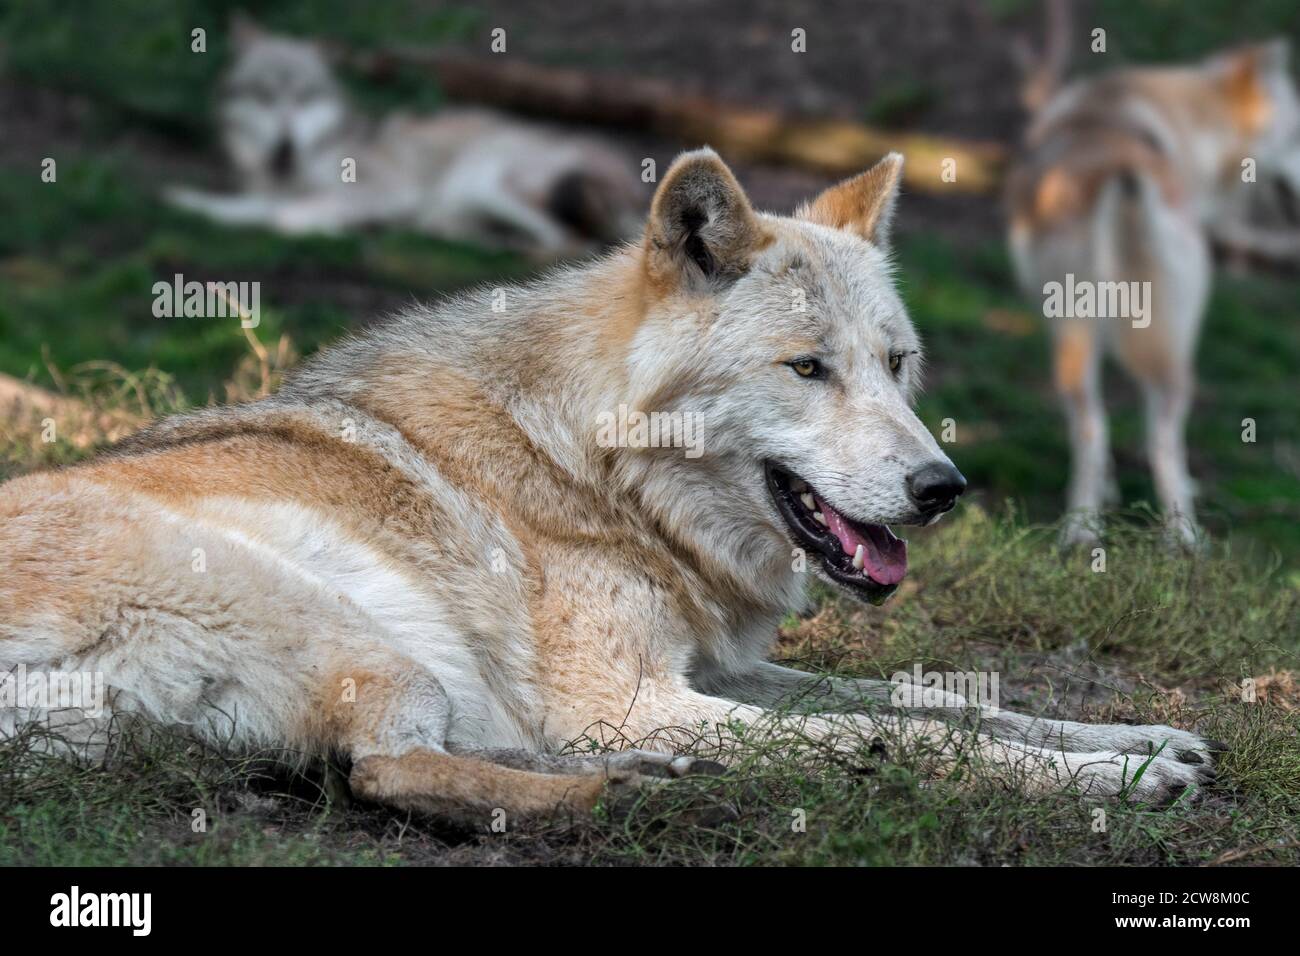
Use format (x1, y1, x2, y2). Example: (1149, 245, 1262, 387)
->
(643, 148, 763, 291)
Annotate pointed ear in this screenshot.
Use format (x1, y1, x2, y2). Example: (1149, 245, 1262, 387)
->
(796, 152, 904, 247)
(644, 148, 764, 290)
(1211, 38, 1291, 80)
(1209, 43, 1286, 137)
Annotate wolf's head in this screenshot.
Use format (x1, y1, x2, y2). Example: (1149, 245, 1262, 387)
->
(217, 16, 347, 187)
(1207, 40, 1300, 194)
(627, 150, 964, 606)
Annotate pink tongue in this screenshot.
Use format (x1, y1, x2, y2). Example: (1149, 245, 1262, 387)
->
(815, 495, 908, 585)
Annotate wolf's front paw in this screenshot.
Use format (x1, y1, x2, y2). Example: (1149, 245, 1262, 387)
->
(1116, 724, 1226, 768)
(1058, 750, 1216, 805)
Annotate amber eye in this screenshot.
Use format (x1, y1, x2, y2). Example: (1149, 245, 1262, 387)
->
(889, 352, 903, 374)
(789, 358, 822, 379)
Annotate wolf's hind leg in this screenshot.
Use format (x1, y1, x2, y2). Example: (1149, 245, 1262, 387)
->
(349, 750, 609, 823)
(329, 664, 632, 823)
(446, 744, 724, 779)
(1142, 375, 1200, 547)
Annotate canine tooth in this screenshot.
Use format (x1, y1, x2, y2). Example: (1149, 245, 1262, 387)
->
(814, 511, 827, 526)
(800, 492, 815, 510)
(852, 544, 865, 570)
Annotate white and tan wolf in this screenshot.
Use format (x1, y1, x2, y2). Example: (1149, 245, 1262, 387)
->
(1008, 31, 1300, 546)
(2, 151, 1220, 820)
(166, 17, 644, 258)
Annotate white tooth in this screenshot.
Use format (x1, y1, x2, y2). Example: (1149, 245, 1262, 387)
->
(800, 492, 815, 510)
(814, 511, 827, 526)
(791, 479, 808, 493)
(852, 544, 865, 570)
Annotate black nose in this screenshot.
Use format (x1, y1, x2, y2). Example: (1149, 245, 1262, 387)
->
(907, 461, 967, 514)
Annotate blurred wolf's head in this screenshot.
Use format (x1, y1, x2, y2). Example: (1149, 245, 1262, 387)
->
(1208, 40, 1300, 190)
(218, 15, 347, 188)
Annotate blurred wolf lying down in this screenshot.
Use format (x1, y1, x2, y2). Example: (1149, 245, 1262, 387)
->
(1, 151, 1221, 819)
(166, 17, 643, 259)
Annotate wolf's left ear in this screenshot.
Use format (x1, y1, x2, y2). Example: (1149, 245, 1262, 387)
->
(797, 152, 904, 248)
(644, 148, 763, 290)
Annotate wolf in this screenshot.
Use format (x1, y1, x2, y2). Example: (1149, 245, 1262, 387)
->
(2, 150, 1219, 820)
(165, 17, 644, 258)
(1007, 38, 1300, 546)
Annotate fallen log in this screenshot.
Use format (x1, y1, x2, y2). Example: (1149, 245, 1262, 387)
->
(338, 46, 1007, 194)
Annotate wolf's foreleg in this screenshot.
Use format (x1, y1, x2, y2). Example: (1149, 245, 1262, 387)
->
(698, 661, 1222, 766)
(163, 186, 280, 226)
(589, 684, 1214, 803)
(163, 186, 383, 235)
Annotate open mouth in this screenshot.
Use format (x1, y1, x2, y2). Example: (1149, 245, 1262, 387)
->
(765, 461, 907, 605)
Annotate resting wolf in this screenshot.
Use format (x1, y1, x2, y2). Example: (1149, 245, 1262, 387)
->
(1, 150, 1219, 819)
(165, 16, 643, 258)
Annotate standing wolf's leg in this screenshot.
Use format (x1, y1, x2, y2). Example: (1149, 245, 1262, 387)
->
(1118, 201, 1209, 548)
(1142, 373, 1200, 547)
(699, 662, 1222, 765)
(1053, 321, 1108, 545)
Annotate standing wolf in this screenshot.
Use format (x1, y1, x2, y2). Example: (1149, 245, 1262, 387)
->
(166, 17, 644, 258)
(1007, 39, 1300, 546)
(3, 151, 1219, 819)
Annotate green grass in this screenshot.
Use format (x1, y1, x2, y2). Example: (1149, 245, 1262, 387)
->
(1, 511, 1295, 867)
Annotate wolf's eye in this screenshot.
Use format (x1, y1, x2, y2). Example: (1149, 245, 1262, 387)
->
(889, 352, 902, 374)
(788, 358, 824, 379)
